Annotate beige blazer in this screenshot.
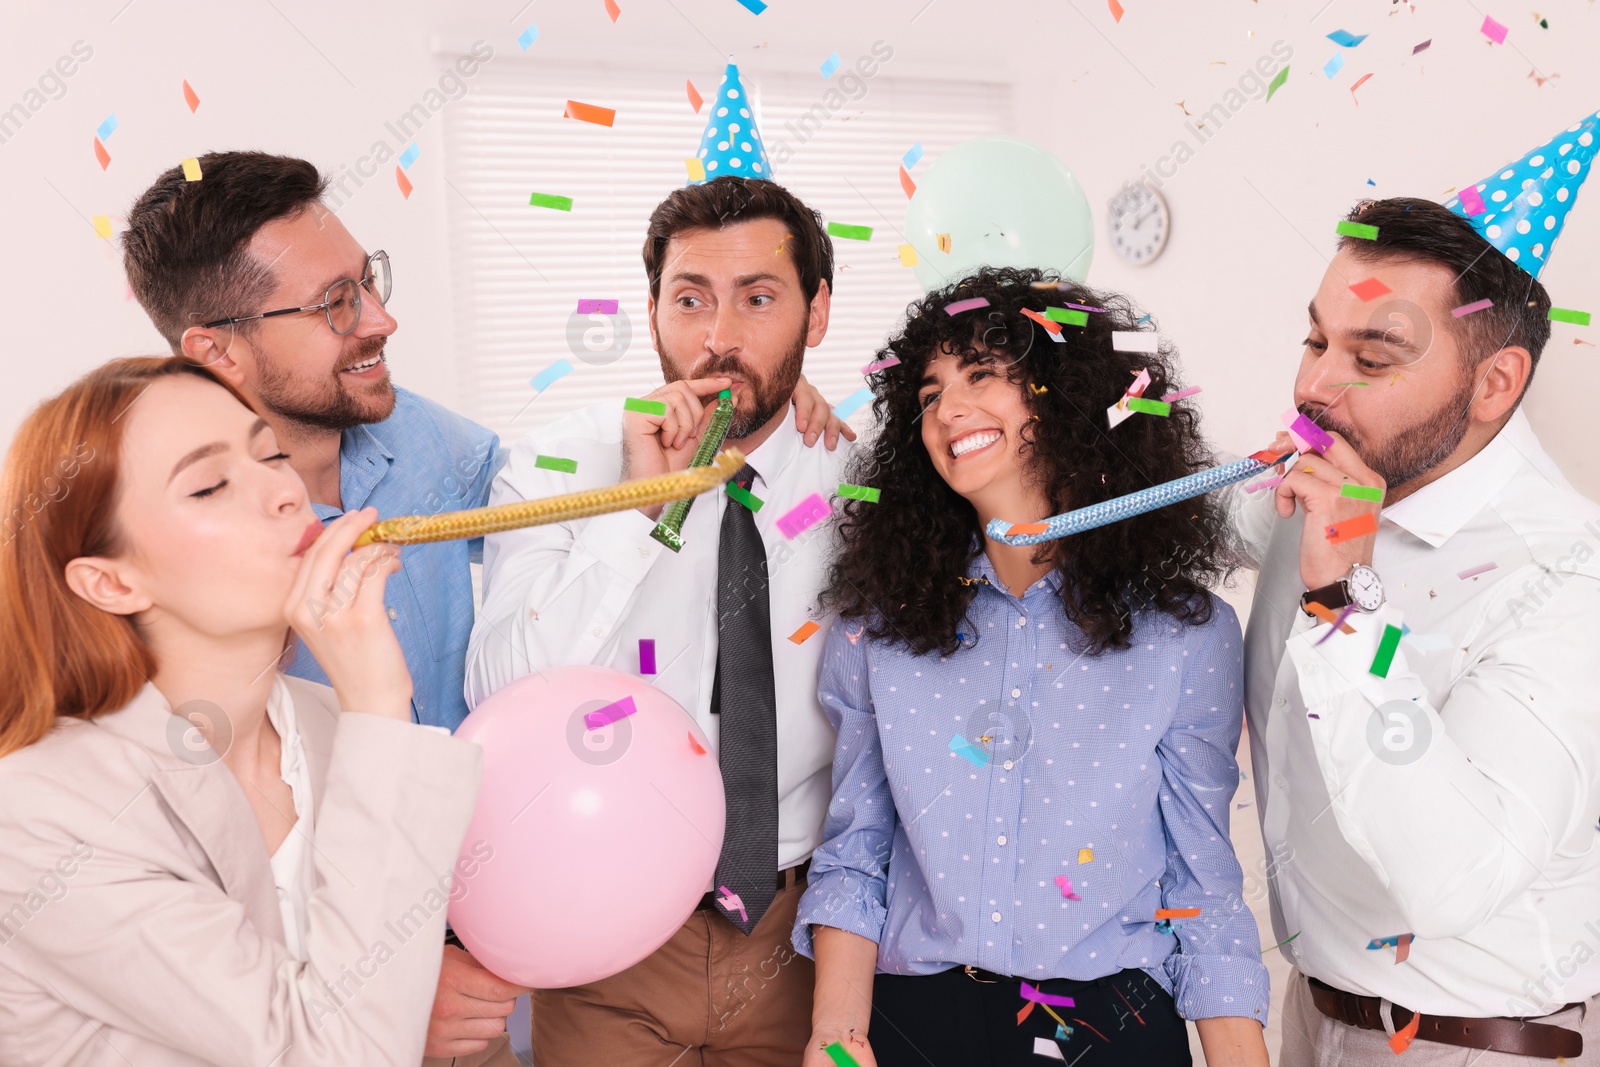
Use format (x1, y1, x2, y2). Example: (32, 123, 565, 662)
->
(0, 675, 483, 1066)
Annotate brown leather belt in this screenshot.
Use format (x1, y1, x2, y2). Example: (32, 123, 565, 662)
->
(696, 860, 810, 911)
(1308, 977, 1584, 1060)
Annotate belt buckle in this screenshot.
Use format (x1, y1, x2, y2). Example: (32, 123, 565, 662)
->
(964, 965, 999, 984)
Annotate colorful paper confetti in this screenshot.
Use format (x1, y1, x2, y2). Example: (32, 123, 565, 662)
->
(1336, 220, 1379, 240)
(95, 114, 118, 141)
(529, 192, 574, 211)
(534, 455, 578, 474)
(1326, 513, 1379, 544)
(945, 297, 991, 315)
(1348, 277, 1392, 302)
(1412, 39, 1432, 54)
(395, 167, 413, 199)
(398, 142, 420, 170)
(564, 100, 616, 126)
(1155, 907, 1202, 919)
(899, 164, 916, 198)
(725, 482, 763, 511)
(777, 493, 832, 539)
(94, 139, 111, 170)
(902, 142, 924, 169)
(639, 639, 656, 674)
(1481, 14, 1508, 44)
(732, 0, 768, 13)
(897, 243, 918, 267)
(823, 1043, 861, 1067)
(936, 232, 952, 253)
(624, 397, 668, 416)
(1326, 29, 1368, 47)
(1045, 307, 1089, 326)
(949, 733, 989, 767)
(1161, 386, 1203, 402)
(577, 298, 619, 314)
(789, 620, 821, 644)
(1107, 0, 1124, 22)
(1549, 307, 1592, 326)
(1266, 65, 1290, 102)
(182, 79, 200, 112)
(1285, 410, 1335, 454)
(688, 731, 707, 754)
(685, 157, 706, 182)
(819, 51, 842, 78)
(530, 358, 574, 392)
(1125, 397, 1171, 416)
(1077, 848, 1093, 864)
(827, 221, 873, 241)
(1457, 561, 1498, 579)
(181, 157, 203, 182)
(1054, 876, 1081, 900)
(1021, 981, 1077, 1008)
(863, 355, 902, 373)
(1350, 72, 1373, 101)
(1452, 298, 1494, 317)
(1339, 483, 1384, 502)
(1323, 53, 1346, 79)
(92, 215, 113, 239)
(604, 0, 621, 21)
(516, 23, 539, 50)
(1369, 624, 1403, 677)
(1458, 185, 1487, 217)
(584, 695, 637, 730)
(831, 386, 874, 420)
(837, 483, 881, 503)
(686, 80, 704, 113)
(1111, 331, 1159, 353)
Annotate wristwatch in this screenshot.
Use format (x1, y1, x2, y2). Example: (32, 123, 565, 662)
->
(1300, 563, 1385, 616)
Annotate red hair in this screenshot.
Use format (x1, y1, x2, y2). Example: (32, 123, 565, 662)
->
(0, 357, 251, 756)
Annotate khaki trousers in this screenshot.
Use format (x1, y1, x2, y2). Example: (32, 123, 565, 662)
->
(420, 1033, 522, 1067)
(530, 878, 815, 1067)
(1281, 968, 1599, 1066)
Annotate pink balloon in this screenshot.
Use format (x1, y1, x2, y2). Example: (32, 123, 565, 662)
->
(447, 666, 724, 988)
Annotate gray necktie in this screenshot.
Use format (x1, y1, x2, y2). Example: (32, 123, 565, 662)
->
(710, 464, 778, 935)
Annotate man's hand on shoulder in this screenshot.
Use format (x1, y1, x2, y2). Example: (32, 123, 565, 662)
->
(793, 373, 858, 450)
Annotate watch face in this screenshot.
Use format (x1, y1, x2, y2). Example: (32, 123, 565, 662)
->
(1348, 565, 1384, 611)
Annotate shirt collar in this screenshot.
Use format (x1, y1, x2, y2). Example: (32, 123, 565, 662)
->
(967, 543, 1065, 599)
(323, 423, 395, 515)
(1381, 407, 1541, 548)
(738, 417, 802, 492)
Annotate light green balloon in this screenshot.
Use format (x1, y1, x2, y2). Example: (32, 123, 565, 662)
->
(904, 136, 1094, 292)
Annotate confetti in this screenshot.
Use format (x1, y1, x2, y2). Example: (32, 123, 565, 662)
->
(1045, 307, 1089, 326)
(1284, 410, 1335, 454)
(936, 232, 952, 253)
(1007, 522, 1050, 536)
(564, 100, 616, 126)
(686, 80, 704, 113)
(1367, 934, 1401, 949)
(1326, 513, 1379, 544)
(1018, 1000, 1037, 1025)
(584, 695, 637, 730)
(1369, 623, 1403, 677)
(1339, 483, 1384, 502)
(1266, 65, 1290, 102)
(1261, 931, 1301, 954)
(1033, 1037, 1066, 1061)
(639, 639, 656, 674)
(1549, 307, 1592, 326)
(1452, 298, 1493, 317)
(777, 493, 832, 539)
(1456, 561, 1498, 579)
(1336, 220, 1380, 241)
(837, 483, 881, 503)
(725, 482, 764, 511)
(685, 157, 706, 182)
(1162, 386, 1202, 402)
(516, 23, 539, 50)
(1107, 0, 1124, 22)
(1111, 331, 1158, 353)
(182, 80, 200, 112)
(1246, 476, 1285, 493)
(1326, 29, 1368, 47)
(1155, 907, 1202, 919)
(1350, 72, 1373, 101)
(1021, 308, 1063, 335)
(624, 397, 668, 416)
(862, 355, 902, 373)
(1348, 277, 1391, 302)
(831, 386, 874, 420)
(902, 142, 924, 169)
(1458, 185, 1487, 217)
(1021, 981, 1077, 1008)
(945, 297, 991, 315)
(1389, 1011, 1421, 1054)
(577, 298, 620, 314)
(1078, 848, 1093, 864)
(896, 243, 918, 267)
(1323, 53, 1346, 79)
(1054, 876, 1081, 900)
(529, 192, 574, 211)
(789, 620, 822, 644)
(1313, 604, 1359, 646)
(732, 0, 768, 13)
(92, 215, 113, 239)
(530, 359, 574, 392)
(1481, 14, 1508, 44)
(1412, 39, 1432, 54)
(395, 167, 413, 199)
(1395, 932, 1413, 964)
(819, 51, 842, 78)
(94, 138, 111, 170)
(181, 157, 203, 182)
(534, 455, 578, 474)
(716, 885, 748, 922)
(688, 732, 706, 755)
(823, 1043, 862, 1067)
(95, 114, 118, 141)
(1125, 397, 1171, 416)
(899, 164, 916, 198)
(949, 733, 990, 767)
(604, 0, 621, 21)
(827, 221, 873, 241)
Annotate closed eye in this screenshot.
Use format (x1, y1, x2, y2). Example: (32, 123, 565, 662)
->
(191, 480, 226, 499)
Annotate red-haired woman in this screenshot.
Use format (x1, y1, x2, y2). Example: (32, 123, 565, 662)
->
(0, 357, 482, 1065)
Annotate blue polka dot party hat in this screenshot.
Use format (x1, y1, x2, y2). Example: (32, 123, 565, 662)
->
(1444, 109, 1600, 278)
(692, 61, 772, 184)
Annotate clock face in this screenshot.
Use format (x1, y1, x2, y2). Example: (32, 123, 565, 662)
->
(1108, 183, 1169, 266)
(1349, 565, 1384, 611)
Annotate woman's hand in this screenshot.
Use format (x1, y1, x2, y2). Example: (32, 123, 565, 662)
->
(283, 507, 413, 721)
(801, 1024, 876, 1067)
(792, 373, 858, 450)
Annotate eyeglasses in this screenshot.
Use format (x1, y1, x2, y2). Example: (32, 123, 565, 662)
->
(203, 250, 392, 336)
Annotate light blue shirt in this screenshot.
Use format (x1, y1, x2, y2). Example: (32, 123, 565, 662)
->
(284, 386, 500, 731)
(793, 552, 1269, 1024)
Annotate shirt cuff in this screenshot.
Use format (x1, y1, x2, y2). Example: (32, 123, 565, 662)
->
(790, 876, 888, 961)
(1164, 950, 1272, 1024)
(573, 506, 668, 584)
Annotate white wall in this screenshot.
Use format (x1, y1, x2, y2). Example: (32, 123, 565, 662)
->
(3, 0, 1595, 499)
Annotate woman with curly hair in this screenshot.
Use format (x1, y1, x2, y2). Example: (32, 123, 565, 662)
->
(792, 267, 1269, 1067)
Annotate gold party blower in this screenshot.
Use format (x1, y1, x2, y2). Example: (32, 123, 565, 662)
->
(352, 448, 747, 547)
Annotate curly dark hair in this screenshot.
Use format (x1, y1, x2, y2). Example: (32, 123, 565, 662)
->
(823, 265, 1242, 657)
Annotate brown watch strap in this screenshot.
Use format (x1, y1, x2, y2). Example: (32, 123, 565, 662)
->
(1301, 578, 1351, 615)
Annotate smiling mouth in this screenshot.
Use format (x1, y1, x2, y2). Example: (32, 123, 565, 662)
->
(341, 353, 385, 374)
(949, 430, 1002, 459)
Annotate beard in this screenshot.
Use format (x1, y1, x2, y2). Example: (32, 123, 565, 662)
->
(1301, 365, 1478, 493)
(252, 334, 397, 432)
(658, 321, 808, 439)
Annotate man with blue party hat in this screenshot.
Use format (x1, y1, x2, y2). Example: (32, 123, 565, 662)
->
(466, 57, 858, 1067)
(1231, 111, 1600, 1064)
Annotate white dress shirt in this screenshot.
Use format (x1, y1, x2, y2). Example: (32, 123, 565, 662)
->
(465, 401, 851, 872)
(264, 676, 315, 962)
(1234, 408, 1600, 1017)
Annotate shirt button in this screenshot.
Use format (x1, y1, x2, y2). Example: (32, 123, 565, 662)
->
(639, 547, 650, 558)
(592, 627, 604, 637)
(1003, 760, 1014, 770)
(997, 834, 1007, 846)
(1016, 617, 1026, 629)
(387, 608, 398, 620)
(991, 911, 1003, 923)
(1274, 696, 1287, 707)
(1011, 688, 1021, 698)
